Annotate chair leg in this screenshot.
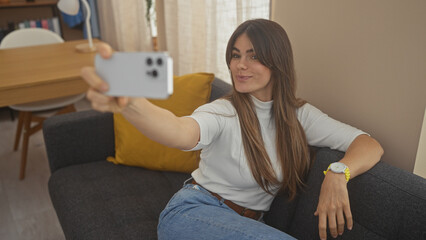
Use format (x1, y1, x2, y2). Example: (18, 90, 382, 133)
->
(56, 104, 77, 115)
(9, 107, 15, 121)
(16, 105, 75, 180)
(19, 112, 32, 180)
(13, 111, 25, 151)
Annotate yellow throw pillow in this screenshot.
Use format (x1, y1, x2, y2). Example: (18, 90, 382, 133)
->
(107, 72, 215, 173)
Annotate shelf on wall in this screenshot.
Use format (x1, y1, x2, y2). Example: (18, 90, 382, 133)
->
(0, 0, 59, 9)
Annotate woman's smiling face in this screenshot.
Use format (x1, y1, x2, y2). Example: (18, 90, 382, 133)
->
(229, 33, 273, 102)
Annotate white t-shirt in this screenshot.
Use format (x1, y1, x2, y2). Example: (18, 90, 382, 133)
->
(187, 96, 366, 211)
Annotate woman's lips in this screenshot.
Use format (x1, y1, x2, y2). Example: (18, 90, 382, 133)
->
(236, 75, 252, 81)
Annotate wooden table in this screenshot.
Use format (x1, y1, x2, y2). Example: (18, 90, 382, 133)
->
(0, 39, 98, 107)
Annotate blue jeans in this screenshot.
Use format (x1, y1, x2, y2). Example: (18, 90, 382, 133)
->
(158, 180, 296, 240)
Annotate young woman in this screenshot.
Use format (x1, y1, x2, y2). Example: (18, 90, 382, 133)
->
(82, 19, 383, 240)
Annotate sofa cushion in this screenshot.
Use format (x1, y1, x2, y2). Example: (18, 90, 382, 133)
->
(49, 161, 190, 240)
(107, 73, 215, 173)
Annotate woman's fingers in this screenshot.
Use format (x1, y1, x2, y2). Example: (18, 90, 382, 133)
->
(316, 207, 346, 239)
(80, 44, 131, 113)
(117, 97, 130, 108)
(87, 88, 131, 113)
(87, 88, 111, 112)
(81, 43, 114, 91)
(95, 42, 113, 59)
(336, 210, 345, 236)
(81, 66, 109, 92)
(317, 211, 328, 240)
(87, 88, 111, 104)
(344, 204, 353, 231)
(328, 212, 338, 238)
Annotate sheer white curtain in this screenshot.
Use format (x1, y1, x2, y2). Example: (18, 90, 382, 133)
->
(97, 0, 152, 51)
(159, 0, 270, 83)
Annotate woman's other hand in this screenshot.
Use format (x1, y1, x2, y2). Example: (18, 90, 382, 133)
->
(314, 171, 353, 240)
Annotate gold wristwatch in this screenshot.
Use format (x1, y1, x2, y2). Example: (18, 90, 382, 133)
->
(323, 162, 350, 182)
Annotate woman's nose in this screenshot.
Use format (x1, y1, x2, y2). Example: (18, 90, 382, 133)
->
(237, 58, 248, 70)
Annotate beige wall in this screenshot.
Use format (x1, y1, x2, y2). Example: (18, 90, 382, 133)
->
(272, 0, 426, 172)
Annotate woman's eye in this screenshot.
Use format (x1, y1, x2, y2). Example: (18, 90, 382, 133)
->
(232, 54, 240, 58)
(251, 55, 258, 60)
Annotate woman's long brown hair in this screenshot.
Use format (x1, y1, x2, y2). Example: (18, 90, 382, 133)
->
(225, 19, 311, 200)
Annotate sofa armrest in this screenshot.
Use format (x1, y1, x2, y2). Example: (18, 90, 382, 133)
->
(347, 159, 426, 239)
(43, 110, 115, 174)
(269, 148, 426, 240)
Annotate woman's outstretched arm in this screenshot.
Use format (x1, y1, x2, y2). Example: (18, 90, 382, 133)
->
(81, 43, 200, 150)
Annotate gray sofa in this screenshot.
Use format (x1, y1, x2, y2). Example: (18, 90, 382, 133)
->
(43, 78, 426, 240)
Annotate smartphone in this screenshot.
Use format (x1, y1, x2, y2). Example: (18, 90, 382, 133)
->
(95, 52, 173, 99)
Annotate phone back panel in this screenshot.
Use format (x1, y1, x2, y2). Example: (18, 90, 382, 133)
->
(95, 52, 173, 99)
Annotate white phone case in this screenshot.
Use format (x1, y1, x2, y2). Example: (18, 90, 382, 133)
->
(95, 52, 173, 99)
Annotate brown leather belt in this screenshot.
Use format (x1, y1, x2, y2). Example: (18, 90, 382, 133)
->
(191, 179, 263, 221)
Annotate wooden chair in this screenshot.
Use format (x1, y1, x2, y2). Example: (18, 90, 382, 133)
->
(0, 28, 85, 180)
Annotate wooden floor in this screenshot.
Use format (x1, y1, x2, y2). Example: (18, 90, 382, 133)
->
(0, 99, 92, 240)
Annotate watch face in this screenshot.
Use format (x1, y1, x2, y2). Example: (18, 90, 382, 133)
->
(330, 162, 347, 173)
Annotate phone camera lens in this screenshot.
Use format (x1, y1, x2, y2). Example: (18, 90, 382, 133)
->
(147, 70, 158, 77)
(157, 58, 163, 66)
(146, 58, 153, 66)
(152, 70, 158, 77)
